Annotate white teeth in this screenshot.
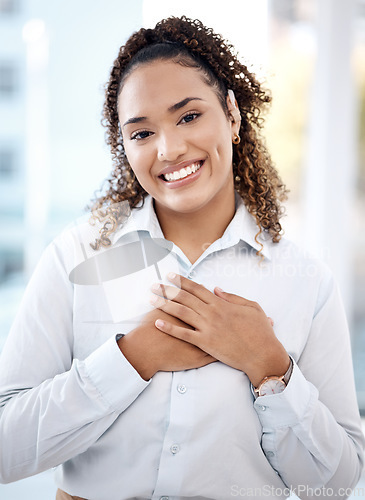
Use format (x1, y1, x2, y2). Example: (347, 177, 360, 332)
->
(163, 162, 202, 182)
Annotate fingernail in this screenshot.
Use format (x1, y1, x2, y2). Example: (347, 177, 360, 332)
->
(151, 283, 160, 291)
(155, 319, 164, 328)
(149, 296, 158, 304)
(215, 287, 223, 292)
(167, 272, 176, 280)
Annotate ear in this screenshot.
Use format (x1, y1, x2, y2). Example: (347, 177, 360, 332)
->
(226, 90, 241, 136)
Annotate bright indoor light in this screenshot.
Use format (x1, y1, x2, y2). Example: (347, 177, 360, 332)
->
(22, 19, 46, 43)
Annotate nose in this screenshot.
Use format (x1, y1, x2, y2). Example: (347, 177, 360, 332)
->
(157, 130, 187, 162)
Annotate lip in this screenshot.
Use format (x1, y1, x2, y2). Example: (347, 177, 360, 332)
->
(158, 160, 205, 189)
(158, 158, 205, 177)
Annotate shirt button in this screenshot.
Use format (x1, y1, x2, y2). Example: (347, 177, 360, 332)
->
(260, 405, 267, 411)
(266, 451, 275, 457)
(177, 384, 187, 394)
(170, 443, 180, 454)
(160, 497, 169, 500)
(187, 270, 196, 279)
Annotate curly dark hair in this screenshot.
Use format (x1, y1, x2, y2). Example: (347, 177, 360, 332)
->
(91, 16, 287, 251)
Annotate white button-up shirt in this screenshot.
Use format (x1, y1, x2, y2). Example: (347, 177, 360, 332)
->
(0, 195, 364, 500)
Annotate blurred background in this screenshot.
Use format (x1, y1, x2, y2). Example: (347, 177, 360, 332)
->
(0, 0, 364, 497)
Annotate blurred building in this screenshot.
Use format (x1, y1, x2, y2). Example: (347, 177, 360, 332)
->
(0, 0, 25, 281)
(0, 0, 143, 286)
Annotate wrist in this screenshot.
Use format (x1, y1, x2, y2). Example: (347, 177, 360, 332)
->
(118, 334, 156, 381)
(248, 353, 291, 388)
(253, 357, 293, 397)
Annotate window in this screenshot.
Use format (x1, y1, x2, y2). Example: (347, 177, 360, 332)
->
(0, 148, 16, 177)
(0, 63, 17, 97)
(0, 249, 23, 283)
(0, 0, 19, 15)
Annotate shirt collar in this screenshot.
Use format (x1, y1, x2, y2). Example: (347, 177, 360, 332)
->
(112, 194, 271, 260)
(222, 193, 272, 259)
(112, 196, 163, 243)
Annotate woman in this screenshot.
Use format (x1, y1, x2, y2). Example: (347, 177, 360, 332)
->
(0, 16, 364, 500)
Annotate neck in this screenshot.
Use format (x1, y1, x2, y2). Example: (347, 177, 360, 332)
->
(154, 188, 236, 264)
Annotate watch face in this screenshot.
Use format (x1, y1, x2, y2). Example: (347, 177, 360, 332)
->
(259, 378, 286, 396)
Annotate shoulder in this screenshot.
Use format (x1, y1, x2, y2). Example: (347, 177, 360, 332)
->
(266, 235, 331, 275)
(48, 199, 150, 285)
(263, 235, 335, 308)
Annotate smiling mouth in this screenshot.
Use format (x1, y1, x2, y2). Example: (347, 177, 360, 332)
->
(160, 161, 204, 182)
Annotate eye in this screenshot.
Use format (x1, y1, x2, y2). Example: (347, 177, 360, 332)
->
(180, 112, 200, 124)
(130, 130, 153, 141)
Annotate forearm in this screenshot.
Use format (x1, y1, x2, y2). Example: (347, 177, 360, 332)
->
(118, 333, 156, 381)
(117, 308, 216, 380)
(261, 404, 363, 499)
(0, 337, 149, 483)
(256, 362, 364, 497)
(245, 341, 291, 388)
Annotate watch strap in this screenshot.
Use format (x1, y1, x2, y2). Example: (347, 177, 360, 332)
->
(252, 356, 293, 398)
(282, 356, 293, 384)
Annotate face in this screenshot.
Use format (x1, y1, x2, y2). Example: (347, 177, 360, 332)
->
(118, 60, 240, 218)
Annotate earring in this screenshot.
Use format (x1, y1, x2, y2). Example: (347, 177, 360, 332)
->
(232, 134, 241, 145)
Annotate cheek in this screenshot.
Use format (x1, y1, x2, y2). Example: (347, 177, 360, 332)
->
(123, 144, 149, 178)
(199, 118, 232, 153)
(122, 140, 132, 164)
(204, 129, 233, 163)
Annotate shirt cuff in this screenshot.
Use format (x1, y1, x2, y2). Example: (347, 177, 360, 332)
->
(82, 335, 150, 413)
(253, 359, 319, 429)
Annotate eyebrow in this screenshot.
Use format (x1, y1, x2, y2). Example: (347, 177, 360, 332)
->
(122, 97, 203, 128)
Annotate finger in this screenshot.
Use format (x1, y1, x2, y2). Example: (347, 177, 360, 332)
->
(167, 273, 214, 304)
(214, 286, 259, 308)
(157, 283, 168, 300)
(151, 283, 203, 312)
(149, 294, 167, 309)
(267, 316, 274, 327)
(200, 357, 218, 367)
(150, 295, 200, 328)
(155, 318, 199, 346)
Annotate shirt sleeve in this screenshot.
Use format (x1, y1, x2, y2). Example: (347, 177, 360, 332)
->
(0, 240, 150, 484)
(253, 273, 365, 498)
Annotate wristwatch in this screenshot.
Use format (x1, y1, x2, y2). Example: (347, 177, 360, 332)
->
(253, 358, 293, 397)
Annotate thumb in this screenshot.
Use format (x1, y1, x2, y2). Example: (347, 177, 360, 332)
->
(214, 286, 254, 307)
